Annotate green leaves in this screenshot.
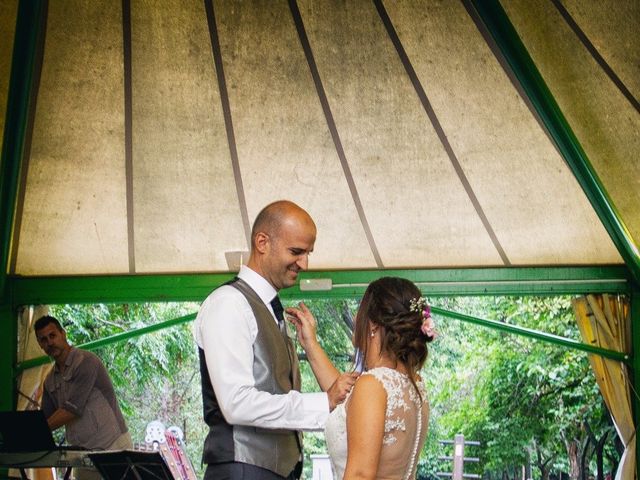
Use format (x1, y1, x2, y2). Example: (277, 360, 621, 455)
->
(49, 294, 617, 479)
(426, 296, 614, 478)
(50, 302, 205, 473)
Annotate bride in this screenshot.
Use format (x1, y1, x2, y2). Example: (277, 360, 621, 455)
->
(286, 277, 435, 479)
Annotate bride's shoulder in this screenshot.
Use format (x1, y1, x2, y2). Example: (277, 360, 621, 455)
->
(360, 367, 407, 393)
(347, 372, 387, 412)
(363, 366, 406, 382)
(356, 369, 387, 386)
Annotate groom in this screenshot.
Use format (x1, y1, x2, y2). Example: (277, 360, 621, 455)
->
(194, 200, 357, 479)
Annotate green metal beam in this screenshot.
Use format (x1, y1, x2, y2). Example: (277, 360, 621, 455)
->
(468, 0, 640, 285)
(464, 3, 640, 473)
(466, 1, 640, 467)
(0, 0, 46, 413)
(7, 266, 631, 306)
(631, 285, 640, 477)
(16, 312, 196, 372)
(0, 303, 15, 411)
(295, 266, 631, 300)
(0, 0, 45, 298)
(433, 306, 629, 363)
(0, 304, 12, 479)
(9, 272, 235, 305)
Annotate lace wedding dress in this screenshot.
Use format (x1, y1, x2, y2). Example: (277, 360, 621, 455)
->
(325, 367, 429, 479)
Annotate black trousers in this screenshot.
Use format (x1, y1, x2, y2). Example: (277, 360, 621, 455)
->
(204, 462, 301, 480)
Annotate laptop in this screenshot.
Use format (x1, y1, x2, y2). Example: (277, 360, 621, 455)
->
(0, 410, 58, 452)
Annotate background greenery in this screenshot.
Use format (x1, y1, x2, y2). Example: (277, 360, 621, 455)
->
(48, 294, 621, 480)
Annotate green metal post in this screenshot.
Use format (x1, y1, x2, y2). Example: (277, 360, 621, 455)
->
(0, 302, 15, 411)
(468, 0, 640, 285)
(0, 0, 47, 413)
(631, 284, 640, 480)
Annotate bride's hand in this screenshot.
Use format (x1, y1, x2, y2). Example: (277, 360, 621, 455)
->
(285, 302, 319, 350)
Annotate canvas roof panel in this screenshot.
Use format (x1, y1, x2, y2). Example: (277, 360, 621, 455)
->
(15, 0, 129, 275)
(3, 0, 638, 277)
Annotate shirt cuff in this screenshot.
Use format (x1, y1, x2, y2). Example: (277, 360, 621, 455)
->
(63, 400, 82, 417)
(300, 392, 330, 431)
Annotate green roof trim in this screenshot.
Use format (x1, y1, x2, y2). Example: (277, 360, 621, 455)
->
(7, 266, 631, 306)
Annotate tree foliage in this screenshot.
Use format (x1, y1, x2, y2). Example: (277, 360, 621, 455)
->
(426, 296, 618, 480)
(48, 294, 620, 480)
(50, 302, 207, 476)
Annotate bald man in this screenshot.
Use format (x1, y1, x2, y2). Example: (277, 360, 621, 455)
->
(194, 200, 357, 480)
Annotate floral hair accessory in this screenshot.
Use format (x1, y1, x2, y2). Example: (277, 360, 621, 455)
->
(409, 297, 436, 338)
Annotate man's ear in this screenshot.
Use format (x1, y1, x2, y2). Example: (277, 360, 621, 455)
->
(254, 232, 270, 254)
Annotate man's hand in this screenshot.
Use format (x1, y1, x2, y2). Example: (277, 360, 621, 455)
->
(327, 372, 359, 411)
(285, 302, 319, 351)
(47, 408, 77, 430)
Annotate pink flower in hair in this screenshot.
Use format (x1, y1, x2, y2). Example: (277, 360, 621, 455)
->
(410, 298, 436, 338)
(420, 315, 436, 338)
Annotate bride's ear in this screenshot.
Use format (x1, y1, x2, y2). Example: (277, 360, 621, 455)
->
(368, 321, 378, 338)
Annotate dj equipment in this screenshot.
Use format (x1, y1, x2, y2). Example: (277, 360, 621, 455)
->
(0, 448, 93, 480)
(0, 413, 196, 480)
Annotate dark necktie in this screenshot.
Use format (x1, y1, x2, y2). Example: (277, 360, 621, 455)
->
(270, 296, 285, 333)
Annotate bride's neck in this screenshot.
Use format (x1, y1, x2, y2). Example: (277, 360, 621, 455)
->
(368, 354, 409, 376)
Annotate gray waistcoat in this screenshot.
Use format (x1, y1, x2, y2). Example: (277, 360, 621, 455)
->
(199, 278, 302, 477)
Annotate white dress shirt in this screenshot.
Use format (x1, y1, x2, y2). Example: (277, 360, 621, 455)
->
(194, 265, 329, 431)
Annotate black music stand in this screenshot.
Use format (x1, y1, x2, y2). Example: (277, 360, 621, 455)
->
(88, 450, 173, 480)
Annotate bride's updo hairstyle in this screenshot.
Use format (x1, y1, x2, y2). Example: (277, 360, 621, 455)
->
(353, 277, 434, 387)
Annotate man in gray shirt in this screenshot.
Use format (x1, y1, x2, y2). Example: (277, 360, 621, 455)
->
(35, 315, 132, 480)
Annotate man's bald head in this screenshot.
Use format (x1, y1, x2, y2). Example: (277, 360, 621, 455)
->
(248, 200, 317, 290)
(251, 200, 315, 246)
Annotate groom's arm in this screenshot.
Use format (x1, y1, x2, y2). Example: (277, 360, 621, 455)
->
(196, 288, 329, 430)
(286, 302, 359, 407)
(285, 301, 342, 389)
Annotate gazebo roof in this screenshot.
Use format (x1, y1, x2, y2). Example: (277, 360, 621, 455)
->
(0, 0, 638, 301)
(1, 3, 639, 465)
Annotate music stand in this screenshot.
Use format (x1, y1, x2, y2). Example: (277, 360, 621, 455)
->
(88, 450, 173, 480)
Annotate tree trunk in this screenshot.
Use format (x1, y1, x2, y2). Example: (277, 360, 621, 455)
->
(583, 418, 614, 480)
(594, 430, 610, 480)
(565, 439, 580, 480)
(524, 449, 532, 480)
(580, 435, 592, 480)
(534, 441, 554, 480)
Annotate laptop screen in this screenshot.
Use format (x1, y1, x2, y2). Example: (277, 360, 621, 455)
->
(0, 410, 58, 452)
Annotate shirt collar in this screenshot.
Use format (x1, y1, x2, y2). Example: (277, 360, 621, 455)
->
(238, 265, 278, 305)
(54, 346, 77, 373)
